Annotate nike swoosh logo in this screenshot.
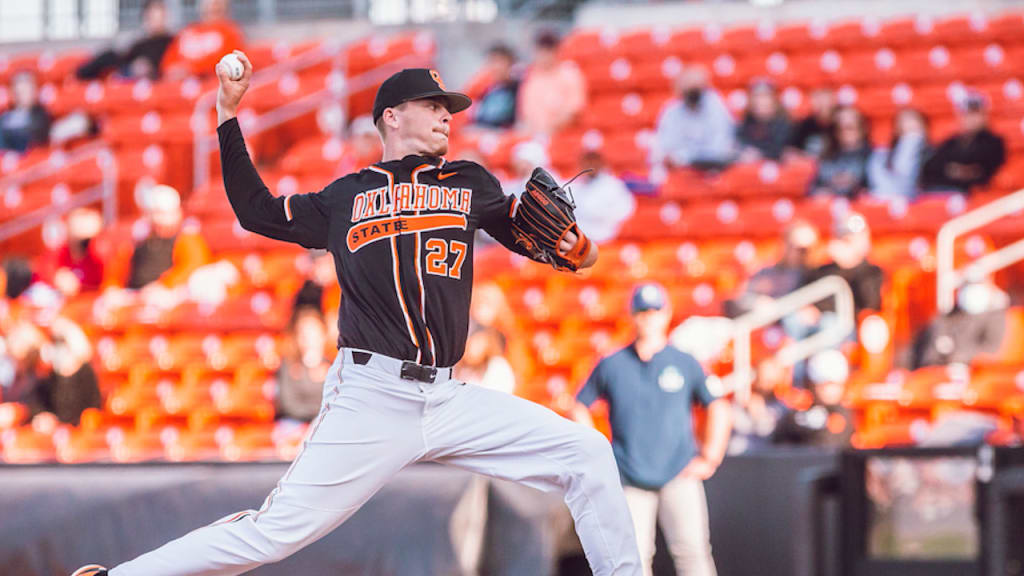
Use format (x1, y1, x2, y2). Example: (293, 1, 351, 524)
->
(438, 171, 458, 180)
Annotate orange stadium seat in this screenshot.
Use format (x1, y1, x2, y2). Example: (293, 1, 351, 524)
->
(559, 29, 612, 63)
(719, 23, 778, 55)
(56, 428, 113, 463)
(665, 26, 717, 60)
(617, 28, 672, 61)
(988, 12, 1024, 44)
(973, 308, 1024, 367)
(581, 57, 632, 94)
(826, 18, 883, 51)
(2, 427, 57, 463)
(852, 422, 916, 448)
(932, 13, 993, 46)
(221, 422, 277, 461)
(111, 429, 168, 463)
(345, 32, 435, 75)
(878, 16, 936, 48)
(774, 21, 828, 53)
(963, 368, 1024, 413)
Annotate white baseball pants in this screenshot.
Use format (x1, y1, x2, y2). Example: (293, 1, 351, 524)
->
(109, 348, 642, 575)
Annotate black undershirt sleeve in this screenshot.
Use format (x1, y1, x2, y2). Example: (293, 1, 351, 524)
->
(217, 118, 329, 249)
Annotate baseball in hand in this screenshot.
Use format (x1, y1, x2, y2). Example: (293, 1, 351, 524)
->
(219, 53, 244, 80)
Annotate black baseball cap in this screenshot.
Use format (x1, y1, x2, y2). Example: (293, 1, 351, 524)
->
(372, 68, 472, 124)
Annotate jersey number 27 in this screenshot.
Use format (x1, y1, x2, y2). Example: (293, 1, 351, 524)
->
(425, 238, 468, 280)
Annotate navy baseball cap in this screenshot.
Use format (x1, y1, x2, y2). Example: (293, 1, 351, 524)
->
(372, 68, 472, 124)
(630, 283, 668, 314)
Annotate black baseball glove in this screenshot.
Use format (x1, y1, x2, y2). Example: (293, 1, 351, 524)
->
(510, 167, 591, 272)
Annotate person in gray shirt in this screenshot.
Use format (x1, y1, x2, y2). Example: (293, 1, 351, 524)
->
(574, 283, 732, 576)
(868, 108, 930, 201)
(651, 66, 736, 172)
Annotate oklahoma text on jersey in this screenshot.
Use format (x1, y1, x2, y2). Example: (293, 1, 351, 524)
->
(346, 181, 473, 253)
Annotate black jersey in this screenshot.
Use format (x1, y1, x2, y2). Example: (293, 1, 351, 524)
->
(218, 118, 532, 367)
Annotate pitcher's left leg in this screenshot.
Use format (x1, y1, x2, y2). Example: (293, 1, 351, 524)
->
(423, 382, 642, 576)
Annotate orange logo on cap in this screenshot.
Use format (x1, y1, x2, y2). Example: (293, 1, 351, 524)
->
(430, 70, 446, 90)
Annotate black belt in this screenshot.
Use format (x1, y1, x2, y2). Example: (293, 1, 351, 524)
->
(351, 350, 440, 383)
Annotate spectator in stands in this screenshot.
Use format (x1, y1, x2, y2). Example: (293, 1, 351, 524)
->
(127, 184, 211, 290)
(804, 212, 883, 317)
(788, 87, 836, 158)
(2, 321, 47, 407)
(912, 276, 1009, 368)
(571, 150, 636, 244)
(784, 213, 882, 384)
(470, 281, 516, 337)
(293, 249, 336, 314)
(161, 0, 244, 80)
(3, 258, 34, 300)
(736, 78, 792, 162)
(921, 91, 1006, 194)
(466, 44, 521, 130)
(518, 31, 587, 136)
(339, 115, 383, 174)
(0, 333, 13, 395)
(76, 0, 174, 81)
(0, 71, 52, 153)
(504, 139, 555, 193)
(275, 307, 329, 423)
(868, 108, 930, 201)
(651, 65, 736, 171)
(574, 283, 731, 576)
(44, 208, 105, 297)
(28, 317, 101, 426)
(809, 106, 871, 199)
(725, 219, 818, 317)
(729, 358, 789, 454)
(456, 324, 516, 395)
(775, 349, 853, 447)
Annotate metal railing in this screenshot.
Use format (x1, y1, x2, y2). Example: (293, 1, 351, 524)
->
(0, 142, 118, 243)
(727, 275, 856, 403)
(191, 45, 430, 192)
(936, 188, 1024, 314)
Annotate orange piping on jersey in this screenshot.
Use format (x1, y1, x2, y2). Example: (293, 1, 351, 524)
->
(283, 195, 294, 221)
(368, 165, 421, 361)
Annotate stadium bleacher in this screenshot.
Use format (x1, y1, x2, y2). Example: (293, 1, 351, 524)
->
(1, 9, 1023, 466)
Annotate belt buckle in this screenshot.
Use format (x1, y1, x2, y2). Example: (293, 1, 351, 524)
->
(401, 362, 437, 383)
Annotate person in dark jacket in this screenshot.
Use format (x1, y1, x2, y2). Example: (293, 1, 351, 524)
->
(275, 307, 329, 422)
(76, 0, 174, 81)
(775, 350, 853, 448)
(467, 44, 521, 129)
(19, 318, 101, 426)
(788, 87, 836, 158)
(783, 212, 883, 385)
(737, 78, 792, 162)
(803, 212, 884, 316)
(921, 91, 1006, 193)
(0, 71, 51, 152)
(725, 220, 818, 317)
(809, 106, 872, 199)
(912, 278, 1010, 368)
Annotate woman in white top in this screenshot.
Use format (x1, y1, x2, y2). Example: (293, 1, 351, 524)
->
(868, 108, 930, 201)
(457, 324, 517, 395)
